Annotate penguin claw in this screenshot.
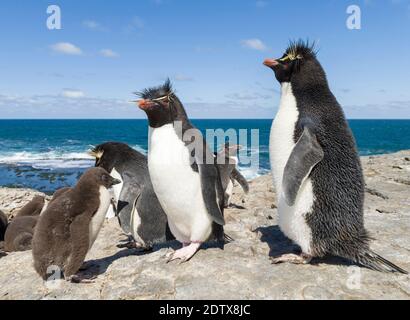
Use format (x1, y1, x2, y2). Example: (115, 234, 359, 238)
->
(165, 250, 175, 263)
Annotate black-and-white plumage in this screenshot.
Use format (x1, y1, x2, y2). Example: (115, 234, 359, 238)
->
(264, 40, 407, 274)
(90, 142, 174, 249)
(137, 80, 226, 262)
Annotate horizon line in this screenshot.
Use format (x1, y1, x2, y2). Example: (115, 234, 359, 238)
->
(0, 118, 410, 121)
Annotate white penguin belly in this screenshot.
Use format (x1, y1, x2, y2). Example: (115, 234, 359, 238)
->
(130, 198, 145, 246)
(269, 82, 313, 254)
(106, 168, 123, 219)
(89, 186, 111, 249)
(148, 124, 213, 243)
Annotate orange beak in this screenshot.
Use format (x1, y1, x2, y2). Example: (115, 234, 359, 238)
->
(137, 99, 155, 110)
(263, 58, 279, 67)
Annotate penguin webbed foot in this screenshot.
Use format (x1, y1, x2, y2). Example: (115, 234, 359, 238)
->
(165, 243, 201, 264)
(67, 274, 97, 284)
(117, 240, 151, 251)
(270, 253, 312, 265)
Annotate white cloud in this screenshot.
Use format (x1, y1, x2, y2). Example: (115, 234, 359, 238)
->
(240, 38, 267, 51)
(50, 42, 83, 55)
(0, 93, 137, 119)
(99, 49, 119, 58)
(62, 89, 85, 99)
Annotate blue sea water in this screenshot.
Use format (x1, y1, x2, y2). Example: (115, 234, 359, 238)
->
(0, 119, 409, 193)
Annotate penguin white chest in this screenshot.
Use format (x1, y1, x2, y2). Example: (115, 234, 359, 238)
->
(269, 82, 314, 254)
(147, 124, 213, 243)
(89, 186, 111, 249)
(106, 168, 123, 219)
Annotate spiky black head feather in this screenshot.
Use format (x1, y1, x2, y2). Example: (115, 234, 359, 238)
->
(285, 39, 318, 61)
(137, 78, 174, 100)
(264, 39, 326, 86)
(136, 79, 189, 128)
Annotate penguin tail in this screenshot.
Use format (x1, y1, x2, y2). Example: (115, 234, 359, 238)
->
(356, 249, 408, 274)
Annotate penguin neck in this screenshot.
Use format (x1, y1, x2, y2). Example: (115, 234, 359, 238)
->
(280, 82, 293, 96)
(148, 117, 194, 147)
(289, 61, 331, 98)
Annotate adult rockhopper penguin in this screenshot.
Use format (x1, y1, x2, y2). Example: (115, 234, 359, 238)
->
(136, 79, 227, 263)
(90, 142, 174, 249)
(263, 40, 407, 274)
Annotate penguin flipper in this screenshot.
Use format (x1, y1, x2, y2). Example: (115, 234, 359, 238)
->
(231, 168, 249, 194)
(198, 162, 225, 226)
(282, 126, 324, 206)
(117, 171, 143, 234)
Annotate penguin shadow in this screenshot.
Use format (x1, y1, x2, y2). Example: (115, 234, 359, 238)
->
(78, 240, 183, 278)
(255, 225, 355, 268)
(153, 239, 225, 252)
(255, 225, 299, 257)
(79, 248, 149, 277)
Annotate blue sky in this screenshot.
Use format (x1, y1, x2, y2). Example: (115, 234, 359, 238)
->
(0, 0, 409, 119)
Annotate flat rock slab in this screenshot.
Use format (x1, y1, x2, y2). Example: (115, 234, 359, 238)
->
(0, 151, 409, 300)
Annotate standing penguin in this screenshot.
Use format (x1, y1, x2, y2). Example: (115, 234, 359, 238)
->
(137, 80, 227, 263)
(263, 40, 407, 273)
(32, 167, 121, 282)
(215, 143, 249, 208)
(89, 142, 174, 249)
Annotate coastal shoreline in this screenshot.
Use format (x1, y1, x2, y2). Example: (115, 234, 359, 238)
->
(0, 150, 409, 299)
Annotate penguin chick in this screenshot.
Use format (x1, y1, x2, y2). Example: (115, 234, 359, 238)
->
(264, 40, 407, 274)
(15, 195, 45, 218)
(32, 167, 121, 283)
(2, 188, 71, 253)
(4, 216, 39, 252)
(215, 143, 249, 208)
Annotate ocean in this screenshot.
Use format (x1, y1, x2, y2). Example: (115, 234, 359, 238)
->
(0, 119, 409, 194)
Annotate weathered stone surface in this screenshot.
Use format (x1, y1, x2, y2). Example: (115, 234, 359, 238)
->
(0, 151, 409, 300)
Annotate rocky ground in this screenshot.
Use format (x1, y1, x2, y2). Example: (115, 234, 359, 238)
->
(0, 151, 409, 300)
